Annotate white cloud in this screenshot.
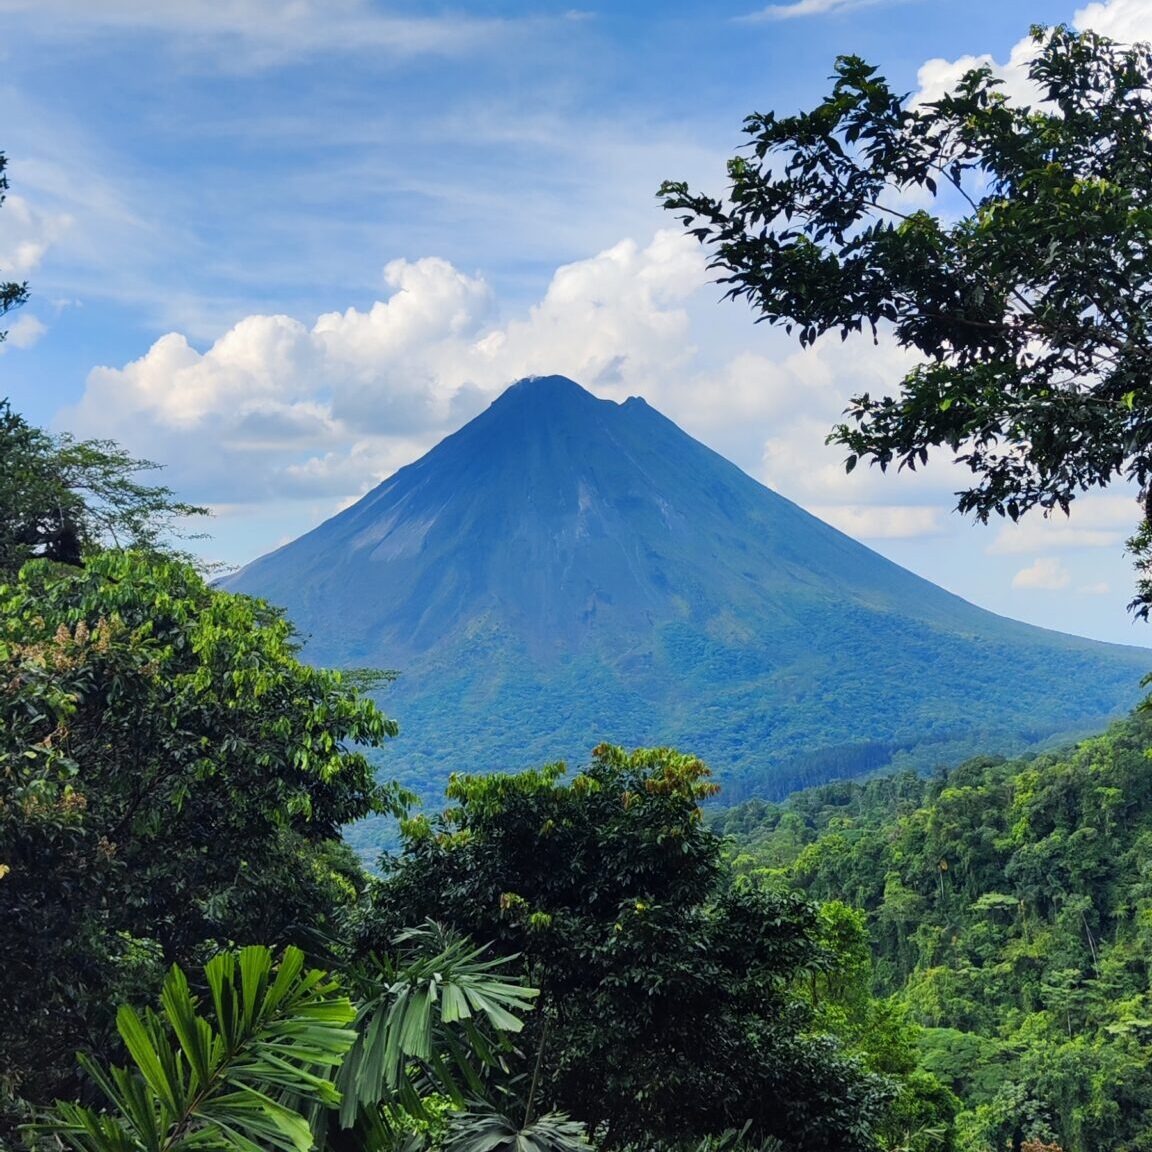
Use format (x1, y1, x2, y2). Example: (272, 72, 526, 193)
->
(986, 494, 1140, 554)
(491, 232, 703, 394)
(3, 313, 47, 349)
(740, 330, 968, 513)
(914, 38, 1041, 110)
(740, 0, 897, 20)
(810, 504, 945, 539)
(991, 524, 1122, 554)
(1013, 557, 1072, 590)
(1074, 0, 1152, 42)
(0, 194, 73, 278)
(914, 0, 1152, 110)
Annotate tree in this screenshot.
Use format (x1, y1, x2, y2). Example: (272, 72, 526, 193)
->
(0, 399, 207, 574)
(0, 551, 405, 1132)
(660, 25, 1152, 611)
(0, 165, 202, 569)
(363, 746, 891, 1152)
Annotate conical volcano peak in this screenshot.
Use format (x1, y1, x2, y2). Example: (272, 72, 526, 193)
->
(222, 374, 1150, 804)
(488, 374, 608, 416)
(483, 375, 655, 431)
(502, 373, 589, 397)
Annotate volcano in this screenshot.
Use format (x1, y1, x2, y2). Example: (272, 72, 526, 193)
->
(222, 375, 1151, 810)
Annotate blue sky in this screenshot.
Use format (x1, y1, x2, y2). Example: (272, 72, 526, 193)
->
(2, 0, 1151, 645)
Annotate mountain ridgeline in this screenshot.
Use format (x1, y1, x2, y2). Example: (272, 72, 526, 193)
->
(222, 375, 1151, 808)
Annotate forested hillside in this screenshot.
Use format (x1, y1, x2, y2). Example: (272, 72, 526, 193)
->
(0, 398, 948, 1152)
(223, 374, 1151, 815)
(714, 712, 1152, 1151)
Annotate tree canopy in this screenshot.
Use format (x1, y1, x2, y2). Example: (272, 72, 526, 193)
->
(716, 712, 1152, 1151)
(0, 550, 404, 1128)
(365, 746, 897, 1151)
(660, 24, 1152, 611)
(0, 399, 208, 574)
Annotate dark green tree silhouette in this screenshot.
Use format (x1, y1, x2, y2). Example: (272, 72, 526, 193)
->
(661, 25, 1152, 613)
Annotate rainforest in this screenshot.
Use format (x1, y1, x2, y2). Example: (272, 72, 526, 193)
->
(10, 19, 1152, 1152)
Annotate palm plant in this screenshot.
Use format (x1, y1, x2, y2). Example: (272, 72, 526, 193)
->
(43, 944, 357, 1152)
(334, 923, 538, 1130)
(441, 1111, 590, 1152)
(36, 927, 589, 1152)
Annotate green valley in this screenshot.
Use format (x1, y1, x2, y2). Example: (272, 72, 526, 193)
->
(715, 712, 1152, 1151)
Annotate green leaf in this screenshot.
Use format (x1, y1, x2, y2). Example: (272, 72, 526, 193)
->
(38, 946, 355, 1152)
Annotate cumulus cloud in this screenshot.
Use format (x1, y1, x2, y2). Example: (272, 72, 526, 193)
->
(914, 0, 1152, 109)
(914, 37, 1042, 110)
(58, 212, 1152, 601)
(1074, 0, 1152, 42)
(64, 232, 711, 506)
(491, 232, 702, 393)
(1012, 557, 1072, 591)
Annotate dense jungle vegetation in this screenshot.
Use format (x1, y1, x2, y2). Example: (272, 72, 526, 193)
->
(714, 713, 1152, 1151)
(0, 555, 950, 1152)
(0, 387, 946, 1152)
(12, 19, 1152, 1152)
(10, 483, 1152, 1152)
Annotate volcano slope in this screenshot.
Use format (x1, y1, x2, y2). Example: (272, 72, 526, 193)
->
(222, 375, 1152, 810)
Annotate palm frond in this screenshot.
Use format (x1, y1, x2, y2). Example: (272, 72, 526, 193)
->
(442, 1109, 591, 1152)
(336, 922, 538, 1130)
(36, 945, 356, 1152)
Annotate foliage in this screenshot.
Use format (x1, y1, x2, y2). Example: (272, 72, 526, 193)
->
(441, 1110, 591, 1152)
(0, 551, 404, 1133)
(0, 399, 207, 575)
(334, 922, 537, 1130)
(661, 25, 1152, 610)
(717, 711, 1152, 1151)
(364, 745, 894, 1151)
(36, 933, 584, 1152)
(40, 945, 357, 1152)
